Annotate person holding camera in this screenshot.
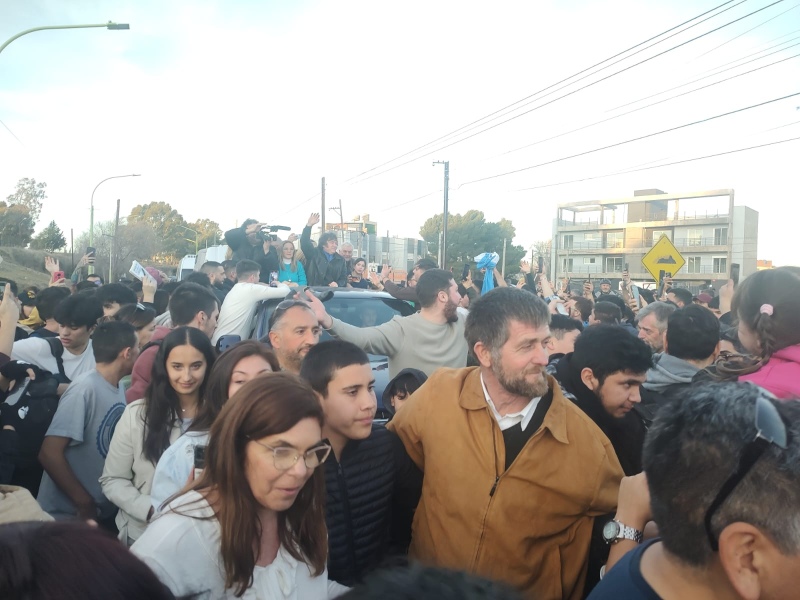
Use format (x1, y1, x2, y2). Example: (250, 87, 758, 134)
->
(224, 219, 281, 284)
(300, 213, 348, 287)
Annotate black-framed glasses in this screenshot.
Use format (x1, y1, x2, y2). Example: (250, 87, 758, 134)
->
(249, 438, 331, 471)
(268, 299, 310, 331)
(704, 393, 788, 551)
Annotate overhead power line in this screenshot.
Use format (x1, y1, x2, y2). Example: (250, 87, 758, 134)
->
(348, 0, 787, 186)
(343, 0, 746, 183)
(512, 135, 800, 192)
(458, 91, 800, 187)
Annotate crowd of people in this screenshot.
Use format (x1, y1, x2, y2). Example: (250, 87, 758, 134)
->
(1, 218, 799, 600)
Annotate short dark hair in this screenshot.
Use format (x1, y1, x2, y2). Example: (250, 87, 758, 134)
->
(318, 231, 338, 248)
(182, 271, 214, 288)
(592, 301, 621, 324)
(201, 261, 223, 273)
(668, 287, 694, 306)
(92, 321, 137, 363)
(466, 287, 550, 357)
(340, 563, 522, 600)
(168, 282, 218, 327)
(85, 274, 104, 284)
(414, 258, 439, 271)
(571, 325, 653, 384)
(549, 314, 583, 339)
(415, 269, 455, 309)
(95, 283, 137, 308)
(0, 521, 176, 600)
(666, 305, 720, 361)
(113, 303, 157, 330)
(645, 383, 800, 566)
(35, 287, 71, 321)
(235, 259, 260, 280)
(0, 278, 18, 295)
(75, 281, 97, 292)
(222, 260, 237, 275)
(572, 297, 593, 321)
(53, 292, 103, 330)
(299, 340, 370, 398)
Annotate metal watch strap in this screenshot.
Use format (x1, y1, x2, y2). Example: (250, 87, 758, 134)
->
(617, 522, 644, 543)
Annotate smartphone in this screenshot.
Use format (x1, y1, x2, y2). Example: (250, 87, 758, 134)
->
(624, 263, 629, 272)
(537, 256, 544, 274)
(460, 264, 470, 281)
(377, 265, 383, 274)
(631, 285, 641, 308)
(269, 271, 279, 287)
(4, 378, 30, 406)
(86, 246, 96, 258)
(193, 445, 206, 480)
(52, 271, 65, 282)
(730, 263, 740, 287)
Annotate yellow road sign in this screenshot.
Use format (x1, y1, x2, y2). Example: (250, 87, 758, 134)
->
(641, 234, 685, 283)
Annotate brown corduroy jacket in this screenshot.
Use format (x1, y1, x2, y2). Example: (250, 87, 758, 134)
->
(388, 367, 623, 600)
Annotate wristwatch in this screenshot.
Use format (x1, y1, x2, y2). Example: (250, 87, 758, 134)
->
(602, 519, 643, 545)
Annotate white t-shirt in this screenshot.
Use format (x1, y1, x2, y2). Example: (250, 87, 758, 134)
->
(212, 283, 288, 343)
(11, 338, 95, 381)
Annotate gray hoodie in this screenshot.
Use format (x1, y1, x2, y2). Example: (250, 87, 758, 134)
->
(642, 353, 699, 393)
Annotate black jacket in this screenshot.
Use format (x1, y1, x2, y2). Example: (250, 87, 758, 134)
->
(223, 226, 279, 284)
(324, 425, 421, 586)
(300, 226, 348, 287)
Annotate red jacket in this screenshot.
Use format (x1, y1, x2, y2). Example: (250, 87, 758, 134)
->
(125, 326, 172, 403)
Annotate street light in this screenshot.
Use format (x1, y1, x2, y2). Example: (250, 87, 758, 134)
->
(0, 22, 131, 56)
(89, 174, 141, 274)
(177, 225, 199, 255)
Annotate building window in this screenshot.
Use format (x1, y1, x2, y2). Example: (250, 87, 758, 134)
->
(713, 257, 727, 274)
(584, 257, 596, 264)
(651, 230, 671, 243)
(606, 231, 624, 249)
(563, 235, 573, 250)
(688, 256, 702, 274)
(606, 257, 623, 272)
(687, 229, 703, 246)
(714, 227, 728, 245)
(562, 258, 574, 273)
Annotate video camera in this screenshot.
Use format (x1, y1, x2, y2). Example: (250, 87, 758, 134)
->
(256, 224, 291, 242)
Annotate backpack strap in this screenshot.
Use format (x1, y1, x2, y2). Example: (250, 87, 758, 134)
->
(46, 337, 70, 384)
(140, 338, 163, 354)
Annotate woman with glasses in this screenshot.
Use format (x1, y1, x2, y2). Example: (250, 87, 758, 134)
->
(113, 303, 158, 350)
(132, 373, 346, 599)
(277, 240, 307, 288)
(150, 341, 280, 511)
(101, 327, 216, 546)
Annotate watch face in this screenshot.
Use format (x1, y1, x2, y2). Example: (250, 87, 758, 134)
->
(602, 520, 620, 541)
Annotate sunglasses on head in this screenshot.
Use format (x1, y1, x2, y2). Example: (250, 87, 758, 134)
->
(268, 299, 311, 331)
(703, 392, 788, 552)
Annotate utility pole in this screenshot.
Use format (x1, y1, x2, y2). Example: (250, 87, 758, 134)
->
(111, 199, 120, 283)
(328, 199, 344, 244)
(433, 161, 449, 267)
(320, 177, 326, 233)
(502, 238, 507, 278)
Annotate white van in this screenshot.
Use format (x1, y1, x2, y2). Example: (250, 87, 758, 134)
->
(195, 245, 230, 268)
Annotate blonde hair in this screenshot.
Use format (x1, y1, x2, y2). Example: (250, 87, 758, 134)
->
(281, 241, 298, 273)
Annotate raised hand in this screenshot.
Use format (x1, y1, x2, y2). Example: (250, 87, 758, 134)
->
(519, 260, 531, 275)
(44, 256, 60, 274)
(306, 213, 321, 227)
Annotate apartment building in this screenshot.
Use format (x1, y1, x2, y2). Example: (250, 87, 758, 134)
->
(552, 189, 758, 287)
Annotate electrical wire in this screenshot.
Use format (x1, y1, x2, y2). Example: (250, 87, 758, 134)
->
(348, 0, 787, 186)
(0, 118, 23, 146)
(382, 190, 443, 212)
(342, 0, 747, 183)
(458, 91, 800, 187)
(501, 49, 800, 156)
(512, 135, 800, 192)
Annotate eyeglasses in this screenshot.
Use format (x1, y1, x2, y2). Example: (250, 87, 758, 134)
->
(268, 299, 311, 331)
(703, 392, 788, 551)
(249, 438, 331, 471)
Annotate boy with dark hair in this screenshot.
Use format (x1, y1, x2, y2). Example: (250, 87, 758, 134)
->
(299, 340, 421, 587)
(125, 282, 219, 403)
(11, 292, 104, 391)
(37, 321, 138, 527)
(220, 260, 237, 292)
(382, 368, 427, 415)
(590, 301, 622, 326)
(29, 287, 71, 339)
(547, 314, 583, 366)
(96, 283, 138, 317)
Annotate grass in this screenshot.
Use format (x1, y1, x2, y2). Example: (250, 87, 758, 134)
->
(0, 247, 75, 289)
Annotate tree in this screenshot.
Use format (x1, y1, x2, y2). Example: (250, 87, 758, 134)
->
(30, 220, 67, 251)
(419, 210, 526, 275)
(74, 219, 160, 281)
(190, 218, 223, 249)
(0, 201, 35, 247)
(6, 178, 46, 226)
(127, 201, 191, 259)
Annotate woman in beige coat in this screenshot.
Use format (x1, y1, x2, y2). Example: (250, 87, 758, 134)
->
(100, 327, 216, 545)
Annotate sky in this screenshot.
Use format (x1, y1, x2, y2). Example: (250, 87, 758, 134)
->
(1, 0, 798, 264)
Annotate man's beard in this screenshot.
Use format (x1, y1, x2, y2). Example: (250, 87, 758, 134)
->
(444, 300, 459, 323)
(492, 359, 549, 399)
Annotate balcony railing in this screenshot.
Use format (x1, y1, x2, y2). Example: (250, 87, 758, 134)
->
(557, 212, 729, 229)
(562, 236, 729, 251)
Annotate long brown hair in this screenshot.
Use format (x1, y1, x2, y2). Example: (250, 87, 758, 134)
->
(189, 341, 279, 433)
(280, 241, 298, 273)
(716, 267, 800, 377)
(181, 373, 327, 596)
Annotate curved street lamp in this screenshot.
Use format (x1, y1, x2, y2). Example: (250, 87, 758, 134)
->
(89, 174, 140, 274)
(0, 22, 130, 56)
